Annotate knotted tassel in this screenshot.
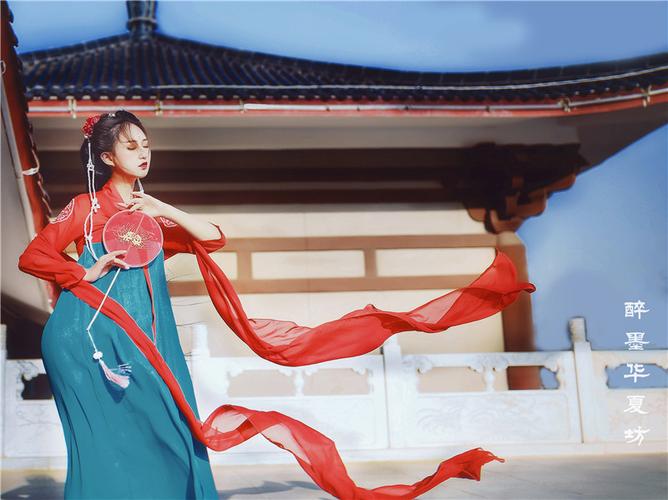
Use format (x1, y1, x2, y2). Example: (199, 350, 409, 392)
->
(94, 350, 132, 389)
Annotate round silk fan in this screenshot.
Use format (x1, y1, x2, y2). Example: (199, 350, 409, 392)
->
(102, 210, 164, 267)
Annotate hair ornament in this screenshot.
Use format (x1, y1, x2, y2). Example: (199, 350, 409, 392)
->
(82, 114, 104, 138)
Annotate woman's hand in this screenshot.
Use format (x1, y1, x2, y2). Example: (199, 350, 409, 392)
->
(83, 249, 129, 282)
(120, 191, 169, 218)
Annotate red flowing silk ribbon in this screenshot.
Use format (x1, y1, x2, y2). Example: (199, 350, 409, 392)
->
(67, 245, 535, 498)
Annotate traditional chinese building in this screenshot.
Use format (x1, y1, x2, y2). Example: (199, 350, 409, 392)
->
(3, 0, 667, 398)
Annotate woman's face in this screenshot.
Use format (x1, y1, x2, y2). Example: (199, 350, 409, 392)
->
(101, 123, 151, 179)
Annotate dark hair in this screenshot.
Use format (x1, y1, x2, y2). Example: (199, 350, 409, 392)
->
(79, 109, 148, 191)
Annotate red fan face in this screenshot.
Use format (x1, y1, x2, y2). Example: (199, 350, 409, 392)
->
(102, 210, 164, 267)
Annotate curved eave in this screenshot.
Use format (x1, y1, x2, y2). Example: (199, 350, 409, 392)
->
(24, 83, 668, 119)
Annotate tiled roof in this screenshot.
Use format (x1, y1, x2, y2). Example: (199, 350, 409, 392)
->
(17, 31, 668, 103)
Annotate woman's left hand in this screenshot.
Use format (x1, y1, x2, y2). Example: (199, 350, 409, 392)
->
(121, 191, 170, 218)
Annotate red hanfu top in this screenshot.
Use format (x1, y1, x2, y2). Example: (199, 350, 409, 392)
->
(18, 179, 536, 499)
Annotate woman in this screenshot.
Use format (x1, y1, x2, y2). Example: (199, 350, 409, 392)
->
(19, 111, 225, 498)
(18, 110, 536, 499)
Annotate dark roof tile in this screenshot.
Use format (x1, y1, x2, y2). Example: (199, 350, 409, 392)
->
(17, 30, 668, 102)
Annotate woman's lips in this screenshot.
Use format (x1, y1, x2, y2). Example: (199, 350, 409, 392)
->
(139, 162, 148, 170)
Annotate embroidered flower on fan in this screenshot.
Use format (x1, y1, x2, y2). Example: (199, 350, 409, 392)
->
(158, 216, 178, 228)
(111, 224, 158, 248)
(52, 198, 75, 224)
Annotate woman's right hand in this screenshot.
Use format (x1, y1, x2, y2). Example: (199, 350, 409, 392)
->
(83, 249, 130, 282)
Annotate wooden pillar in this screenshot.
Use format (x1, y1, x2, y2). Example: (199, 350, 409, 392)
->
(497, 232, 542, 389)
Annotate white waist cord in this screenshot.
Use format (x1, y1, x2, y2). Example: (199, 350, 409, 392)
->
(85, 266, 122, 346)
(84, 266, 133, 388)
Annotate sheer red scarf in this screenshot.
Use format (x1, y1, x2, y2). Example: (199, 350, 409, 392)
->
(67, 245, 535, 499)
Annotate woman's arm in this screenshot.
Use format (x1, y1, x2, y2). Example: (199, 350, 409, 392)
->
(158, 216, 227, 260)
(161, 204, 220, 241)
(124, 190, 228, 260)
(18, 196, 89, 289)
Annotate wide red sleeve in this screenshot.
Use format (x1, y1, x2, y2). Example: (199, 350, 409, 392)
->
(18, 196, 88, 290)
(158, 215, 227, 260)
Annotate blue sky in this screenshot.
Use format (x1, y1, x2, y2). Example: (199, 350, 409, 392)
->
(8, 1, 668, 71)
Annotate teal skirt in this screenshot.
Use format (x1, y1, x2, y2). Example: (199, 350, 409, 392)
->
(41, 242, 218, 499)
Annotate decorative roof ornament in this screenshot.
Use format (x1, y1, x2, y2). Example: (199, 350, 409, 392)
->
(126, 0, 157, 39)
